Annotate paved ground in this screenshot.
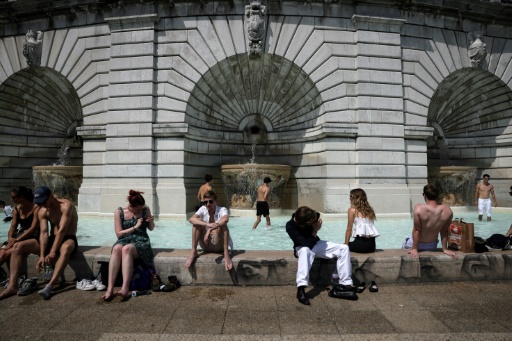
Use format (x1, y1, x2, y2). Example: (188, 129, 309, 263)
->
(1, 281, 511, 340)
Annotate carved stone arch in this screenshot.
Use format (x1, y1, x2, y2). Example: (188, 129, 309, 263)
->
(427, 67, 512, 166)
(0, 66, 83, 190)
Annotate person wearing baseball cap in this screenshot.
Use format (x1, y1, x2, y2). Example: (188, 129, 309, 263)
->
(33, 186, 79, 299)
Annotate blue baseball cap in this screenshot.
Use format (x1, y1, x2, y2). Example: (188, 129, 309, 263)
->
(33, 186, 52, 204)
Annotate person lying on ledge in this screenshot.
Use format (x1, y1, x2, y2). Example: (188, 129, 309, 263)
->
(185, 190, 232, 271)
(35, 186, 79, 299)
(402, 184, 458, 260)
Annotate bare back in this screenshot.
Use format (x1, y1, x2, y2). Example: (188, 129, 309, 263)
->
(256, 184, 270, 201)
(197, 183, 212, 201)
(413, 203, 453, 243)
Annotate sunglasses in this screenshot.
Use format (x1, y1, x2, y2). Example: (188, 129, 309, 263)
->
(315, 212, 320, 222)
(202, 199, 215, 205)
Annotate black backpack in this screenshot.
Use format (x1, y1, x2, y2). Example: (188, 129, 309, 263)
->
(486, 234, 511, 250)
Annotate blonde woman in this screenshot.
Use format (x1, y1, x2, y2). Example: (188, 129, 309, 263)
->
(344, 188, 379, 253)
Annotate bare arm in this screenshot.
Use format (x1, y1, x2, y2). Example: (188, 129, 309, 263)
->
(490, 185, 497, 207)
(505, 224, 512, 238)
(36, 208, 49, 272)
(345, 208, 355, 245)
(145, 206, 155, 231)
(407, 206, 422, 259)
(440, 211, 457, 259)
(5, 206, 19, 248)
(474, 184, 479, 204)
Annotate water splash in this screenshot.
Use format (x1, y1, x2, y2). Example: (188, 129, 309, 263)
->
(53, 144, 70, 166)
(428, 167, 476, 206)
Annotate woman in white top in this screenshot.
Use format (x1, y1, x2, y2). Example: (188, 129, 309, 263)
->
(344, 188, 379, 253)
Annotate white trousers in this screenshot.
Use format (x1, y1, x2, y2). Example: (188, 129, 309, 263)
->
(295, 240, 353, 287)
(478, 198, 492, 217)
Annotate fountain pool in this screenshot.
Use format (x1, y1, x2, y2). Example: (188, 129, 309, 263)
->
(3, 209, 509, 251)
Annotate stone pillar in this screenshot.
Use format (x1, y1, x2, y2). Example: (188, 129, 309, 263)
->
(350, 15, 412, 215)
(100, 14, 158, 213)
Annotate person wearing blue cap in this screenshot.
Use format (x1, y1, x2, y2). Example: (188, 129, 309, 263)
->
(33, 186, 78, 299)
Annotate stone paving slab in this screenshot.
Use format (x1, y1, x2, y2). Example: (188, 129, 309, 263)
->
(1, 281, 512, 340)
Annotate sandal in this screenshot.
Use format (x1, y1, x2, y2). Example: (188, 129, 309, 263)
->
(356, 282, 366, 293)
(368, 281, 378, 293)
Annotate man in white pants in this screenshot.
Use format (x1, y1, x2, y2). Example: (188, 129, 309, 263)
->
(285, 206, 356, 305)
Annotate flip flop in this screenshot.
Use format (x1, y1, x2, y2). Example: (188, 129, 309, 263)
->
(368, 281, 378, 293)
(356, 282, 366, 293)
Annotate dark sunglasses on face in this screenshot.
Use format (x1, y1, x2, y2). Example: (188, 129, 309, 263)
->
(315, 212, 320, 222)
(203, 199, 214, 205)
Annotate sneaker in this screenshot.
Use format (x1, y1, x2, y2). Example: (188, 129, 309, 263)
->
(92, 279, 106, 291)
(38, 284, 52, 299)
(76, 279, 96, 291)
(485, 244, 502, 252)
(17, 277, 38, 296)
(4, 275, 26, 289)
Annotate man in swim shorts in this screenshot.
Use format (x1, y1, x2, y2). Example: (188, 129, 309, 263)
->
(474, 174, 497, 221)
(34, 186, 78, 299)
(403, 184, 458, 260)
(185, 190, 232, 271)
(252, 177, 271, 229)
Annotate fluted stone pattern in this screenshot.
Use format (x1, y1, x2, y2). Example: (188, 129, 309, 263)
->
(0, 1, 511, 215)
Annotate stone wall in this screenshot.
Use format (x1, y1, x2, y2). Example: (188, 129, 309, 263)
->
(0, 1, 511, 215)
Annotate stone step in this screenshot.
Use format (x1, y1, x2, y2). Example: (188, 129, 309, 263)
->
(6, 247, 512, 286)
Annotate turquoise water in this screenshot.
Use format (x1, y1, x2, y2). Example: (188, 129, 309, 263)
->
(3, 208, 509, 250)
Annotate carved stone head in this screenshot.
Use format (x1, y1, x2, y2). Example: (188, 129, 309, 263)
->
(468, 35, 487, 68)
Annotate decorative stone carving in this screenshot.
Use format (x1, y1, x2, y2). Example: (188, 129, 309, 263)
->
(245, 1, 266, 56)
(23, 30, 43, 67)
(468, 34, 486, 68)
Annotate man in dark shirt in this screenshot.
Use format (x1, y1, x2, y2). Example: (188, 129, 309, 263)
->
(286, 206, 356, 305)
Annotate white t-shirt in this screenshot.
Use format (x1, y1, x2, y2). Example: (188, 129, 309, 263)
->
(195, 205, 228, 223)
(3, 205, 13, 217)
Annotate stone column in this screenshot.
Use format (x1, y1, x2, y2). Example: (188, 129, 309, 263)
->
(100, 14, 158, 213)
(350, 15, 414, 215)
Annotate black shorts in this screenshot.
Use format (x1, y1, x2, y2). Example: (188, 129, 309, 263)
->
(45, 235, 78, 255)
(256, 201, 270, 217)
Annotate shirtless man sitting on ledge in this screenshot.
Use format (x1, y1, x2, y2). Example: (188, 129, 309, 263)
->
(402, 184, 458, 260)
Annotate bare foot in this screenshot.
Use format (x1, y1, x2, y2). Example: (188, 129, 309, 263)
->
(115, 289, 130, 299)
(0, 287, 17, 300)
(224, 256, 233, 271)
(102, 291, 114, 301)
(185, 252, 199, 268)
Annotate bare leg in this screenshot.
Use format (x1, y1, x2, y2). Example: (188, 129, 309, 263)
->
(252, 216, 261, 230)
(103, 244, 122, 301)
(0, 248, 13, 268)
(185, 225, 204, 268)
(478, 215, 483, 221)
(0, 240, 39, 300)
(47, 239, 76, 287)
(116, 244, 139, 298)
(265, 216, 271, 227)
(487, 216, 491, 222)
(221, 226, 233, 271)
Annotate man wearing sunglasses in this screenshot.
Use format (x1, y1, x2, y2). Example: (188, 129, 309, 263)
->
(186, 190, 232, 271)
(33, 186, 78, 299)
(286, 206, 356, 305)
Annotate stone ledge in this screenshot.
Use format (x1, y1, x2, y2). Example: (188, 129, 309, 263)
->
(7, 247, 512, 287)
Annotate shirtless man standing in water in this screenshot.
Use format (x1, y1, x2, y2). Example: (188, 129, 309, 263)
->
(403, 184, 458, 260)
(34, 186, 78, 299)
(474, 174, 497, 221)
(252, 177, 271, 230)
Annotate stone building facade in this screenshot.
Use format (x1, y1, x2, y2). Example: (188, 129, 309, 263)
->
(0, 0, 511, 217)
